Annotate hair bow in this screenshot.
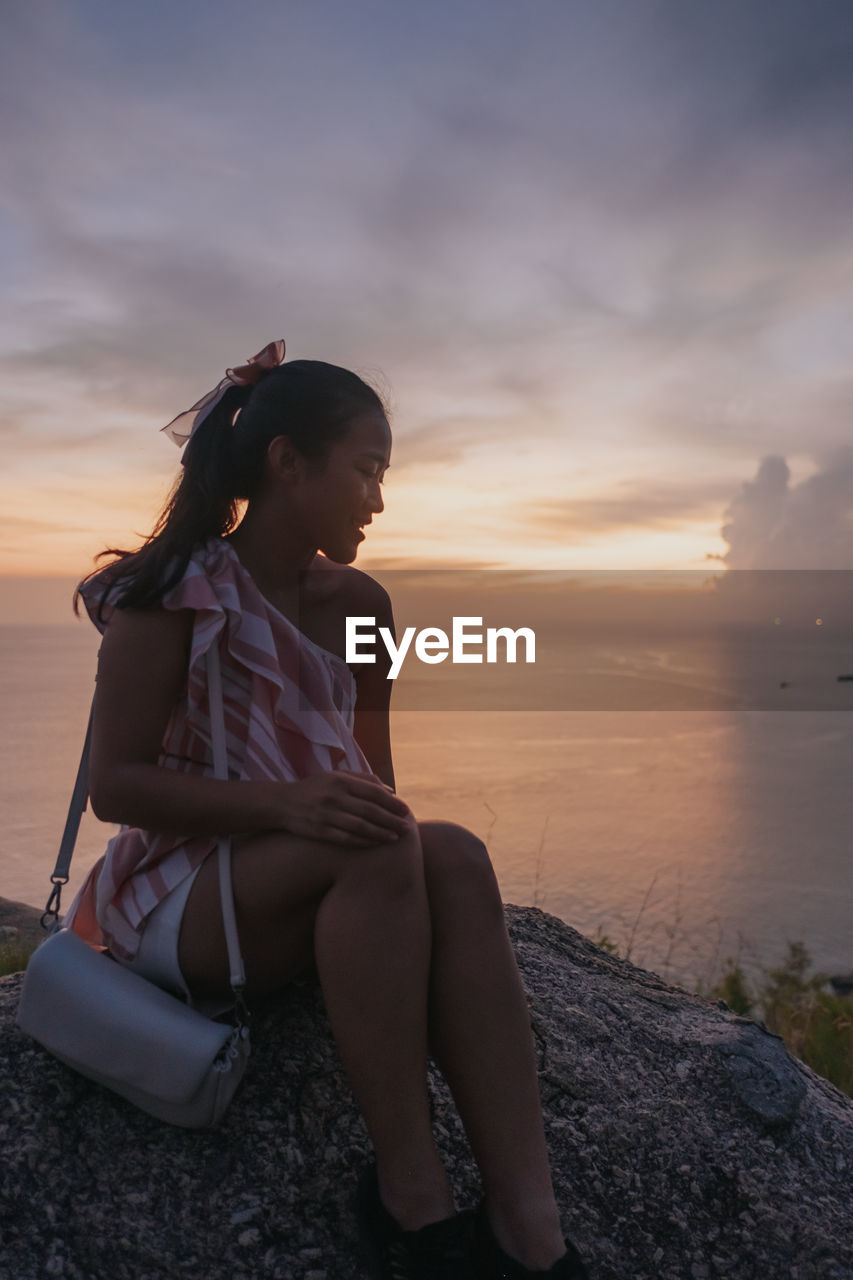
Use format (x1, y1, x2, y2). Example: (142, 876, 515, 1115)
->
(161, 339, 287, 448)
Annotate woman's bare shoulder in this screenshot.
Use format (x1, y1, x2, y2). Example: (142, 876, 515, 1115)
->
(98, 602, 194, 664)
(311, 556, 392, 617)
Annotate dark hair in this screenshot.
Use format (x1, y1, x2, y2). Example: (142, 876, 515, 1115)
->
(75, 359, 387, 618)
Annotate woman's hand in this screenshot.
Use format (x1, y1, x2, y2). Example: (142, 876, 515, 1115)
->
(278, 770, 413, 847)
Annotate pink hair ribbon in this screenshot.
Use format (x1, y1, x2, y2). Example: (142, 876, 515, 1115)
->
(161, 339, 286, 448)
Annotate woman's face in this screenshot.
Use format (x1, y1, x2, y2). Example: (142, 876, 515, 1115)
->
(303, 408, 392, 564)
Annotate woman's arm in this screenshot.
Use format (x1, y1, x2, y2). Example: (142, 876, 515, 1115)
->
(89, 605, 410, 843)
(88, 605, 288, 834)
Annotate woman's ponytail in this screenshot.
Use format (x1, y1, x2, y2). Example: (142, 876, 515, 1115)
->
(74, 357, 387, 620)
(75, 383, 250, 618)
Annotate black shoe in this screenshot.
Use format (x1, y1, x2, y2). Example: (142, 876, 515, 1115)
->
(355, 1162, 478, 1279)
(473, 1199, 589, 1280)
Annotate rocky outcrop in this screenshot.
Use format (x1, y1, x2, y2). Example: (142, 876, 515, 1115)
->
(0, 895, 45, 955)
(1, 906, 851, 1280)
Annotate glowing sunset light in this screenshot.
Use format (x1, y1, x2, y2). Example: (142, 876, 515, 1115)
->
(2, 1, 852, 606)
(0, 471, 173, 577)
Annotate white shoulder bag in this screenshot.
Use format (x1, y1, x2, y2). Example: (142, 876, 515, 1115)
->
(16, 642, 251, 1128)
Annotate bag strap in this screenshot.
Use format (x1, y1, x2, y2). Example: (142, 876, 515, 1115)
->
(43, 639, 248, 1020)
(42, 701, 95, 928)
(205, 640, 247, 1005)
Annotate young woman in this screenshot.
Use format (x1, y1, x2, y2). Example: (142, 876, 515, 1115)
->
(64, 342, 589, 1280)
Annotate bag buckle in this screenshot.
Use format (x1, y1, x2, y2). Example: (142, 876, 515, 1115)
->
(41, 876, 68, 931)
(233, 987, 251, 1031)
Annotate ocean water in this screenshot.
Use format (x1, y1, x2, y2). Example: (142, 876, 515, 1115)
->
(1, 624, 851, 992)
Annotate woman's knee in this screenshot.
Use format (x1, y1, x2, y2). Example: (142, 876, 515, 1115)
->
(417, 820, 502, 907)
(229, 822, 422, 910)
(337, 817, 425, 902)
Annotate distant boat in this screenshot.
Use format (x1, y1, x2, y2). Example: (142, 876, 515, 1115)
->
(837, 674, 853, 682)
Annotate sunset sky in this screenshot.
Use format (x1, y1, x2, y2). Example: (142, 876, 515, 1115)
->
(3, 0, 853, 619)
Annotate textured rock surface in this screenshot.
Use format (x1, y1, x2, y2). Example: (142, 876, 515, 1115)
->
(1, 905, 851, 1280)
(0, 895, 44, 953)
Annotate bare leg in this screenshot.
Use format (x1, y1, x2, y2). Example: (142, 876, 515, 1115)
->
(418, 820, 567, 1271)
(178, 821, 454, 1229)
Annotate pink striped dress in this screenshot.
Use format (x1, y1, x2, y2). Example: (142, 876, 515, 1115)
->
(63, 536, 373, 961)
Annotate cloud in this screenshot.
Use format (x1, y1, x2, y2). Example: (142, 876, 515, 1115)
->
(390, 418, 474, 470)
(717, 451, 853, 568)
(0, 514, 86, 535)
(526, 479, 735, 538)
(632, 1, 853, 228)
(4, 0, 853, 571)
